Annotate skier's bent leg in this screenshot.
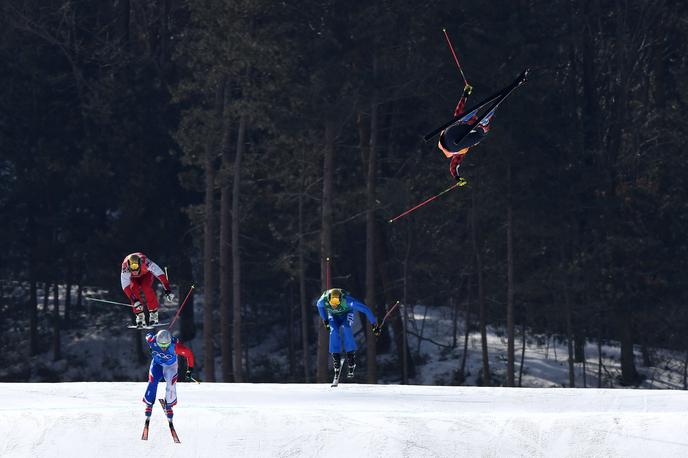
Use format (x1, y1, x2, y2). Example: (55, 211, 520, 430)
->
(143, 362, 163, 410)
(328, 324, 342, 354)
(346, 351, 357, 378)
(161, 362, 178, 419)
(141, 277, 160, 313)
(163, 362, 179, 406)
(341, 322, 358, 353)
(331, 352, 342, 371)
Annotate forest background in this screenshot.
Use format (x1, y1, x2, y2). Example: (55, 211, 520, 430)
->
(2, 0, 688, 387)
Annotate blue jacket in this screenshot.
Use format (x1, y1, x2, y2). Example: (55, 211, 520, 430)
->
(145, 332, 195, 367)
(316, 289, 377, 325)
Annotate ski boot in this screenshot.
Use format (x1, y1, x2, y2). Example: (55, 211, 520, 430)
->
(148, 310, 159, 326)
(162, 400, 173, 421)
(135, 312, 146, 328)
(144, 405, 153, 418)
(452, 163, 467, 187)
(346, 351, 356, 378)
(332, 352, 342, 378)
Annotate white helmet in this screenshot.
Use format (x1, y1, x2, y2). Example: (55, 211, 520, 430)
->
(156, 329, 172, 348)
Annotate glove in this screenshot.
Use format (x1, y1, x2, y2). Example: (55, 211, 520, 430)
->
(132, 300, 143, 313)
(185, 367, 194, 382)
(464, 83, 473, 96)
(164, 289, 175, 302)
(322, 320, 330, 332)
(372, 324, 382, 337)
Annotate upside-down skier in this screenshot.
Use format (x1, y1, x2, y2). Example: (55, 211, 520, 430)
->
(121, 252, 174, 327)
(317, 288, 381, 384)
(437, 69, 528, 183)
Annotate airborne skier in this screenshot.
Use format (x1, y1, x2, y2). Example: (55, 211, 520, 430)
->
(317, 288, 381, 385)
(426, 29, 528, 183)
(436, 71, 528, 183)
(121, 252, 174, 327)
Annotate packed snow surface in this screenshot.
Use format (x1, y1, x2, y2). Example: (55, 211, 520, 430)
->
(1, 382, 687, 457)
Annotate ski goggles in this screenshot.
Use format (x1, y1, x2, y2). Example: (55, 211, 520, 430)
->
(328, 290, 341, 307)
(129, 259, 141, 271)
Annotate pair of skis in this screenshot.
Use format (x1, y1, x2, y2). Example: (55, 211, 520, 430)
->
(127, 322, 169, 330)
(141, 399, 180, 443)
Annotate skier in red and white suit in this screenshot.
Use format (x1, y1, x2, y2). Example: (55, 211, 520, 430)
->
(121, 252, 173, 327)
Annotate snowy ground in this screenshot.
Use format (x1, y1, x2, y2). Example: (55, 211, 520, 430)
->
(1, 382, 688, 458)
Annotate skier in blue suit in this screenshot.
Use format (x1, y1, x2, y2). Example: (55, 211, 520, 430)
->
(317, 288, 381, 379)
(142, 329, 195, 421)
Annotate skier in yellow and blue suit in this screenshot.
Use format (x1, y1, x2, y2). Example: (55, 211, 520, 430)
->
(317, 288, 381, 378)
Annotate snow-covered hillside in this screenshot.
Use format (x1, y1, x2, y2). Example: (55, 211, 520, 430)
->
(2, 284, 686, 389)
(1, 382, 687, 457)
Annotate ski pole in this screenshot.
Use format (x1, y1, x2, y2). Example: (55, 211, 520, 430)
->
(443, 28, 469, 87)
(189, 376, 201, 384)
(84, 297, 134, 307)
(326, 257, 331, 290)
(380, 301, 401, 328)
(168, 284, 196, 330)
(389, 182, 463, 223)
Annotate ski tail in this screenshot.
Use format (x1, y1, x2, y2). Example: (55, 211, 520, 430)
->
(141, 417, 150, 441)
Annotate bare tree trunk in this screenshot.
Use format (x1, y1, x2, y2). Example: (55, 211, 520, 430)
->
(219, 90, 233, 383)
(116, 0, 130, 45)
(29, 276, 38, 356)
(232, 113, 246, 382)
(365, 85, 379, 384)
(288, 288, 296, 379)
(298, 158, 310, 382)
(582, 348, 587, 388)
(506, 163, 515, 387)
(564, 286, 575, 388)
(317, 121, 335, 383)
(451, 296, 458, 349)
(179, 240, 196, 342)
(63, 280, 71, 327)
(28, 219, 38, 355)
(597, 332, 603, 388)
(472, 180, 490, 386)
(402, 224, 412, 383)
(52, 282, 61, 361)
(683, 349, 688, 390)
(459, 275, 472, 383)
(518, 318, 526, 387)
(203, 81, 224, 382)
(42, 282, 50, 322)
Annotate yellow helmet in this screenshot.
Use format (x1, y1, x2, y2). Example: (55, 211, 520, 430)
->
(128, 254, 141, 273)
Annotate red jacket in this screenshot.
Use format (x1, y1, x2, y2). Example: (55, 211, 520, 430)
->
(120, 252, 170, 303)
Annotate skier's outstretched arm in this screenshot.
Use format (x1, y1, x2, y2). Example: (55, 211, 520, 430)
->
(146, 259, 171, 290)
(348, 297, 378, 325)
(175, 341, 195, 368)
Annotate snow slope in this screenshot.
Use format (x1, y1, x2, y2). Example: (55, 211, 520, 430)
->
(1, 383, 687, 458)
